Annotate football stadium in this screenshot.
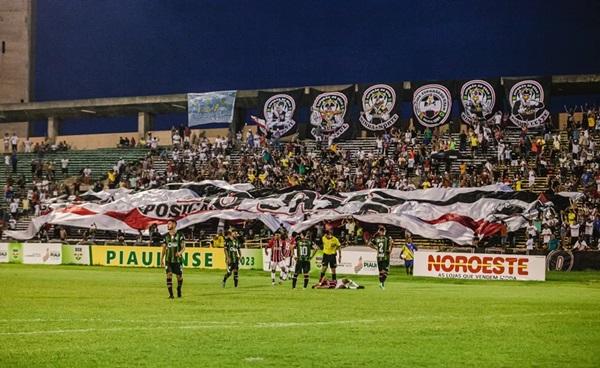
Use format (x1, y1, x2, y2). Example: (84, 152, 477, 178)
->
(1, 1, 600, 367)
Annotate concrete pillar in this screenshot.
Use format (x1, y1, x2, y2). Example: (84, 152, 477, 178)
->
(47, 116, 60, 143)
(138, 112, 154, 139)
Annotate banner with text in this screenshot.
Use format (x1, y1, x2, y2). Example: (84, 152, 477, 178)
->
(358, 83, 403, 131)
(22, 243, 62, 265)
(414, 251, 545, 281)
(0, 243, 9, 263)
(305, 87, 356, 141)
(91, 245, 226, 269)
(188, 91, 237, 127)
(457, 78, 502, 126)
(504, 77, 551, 128)
(251, 89, 303, 138)
(412, 81, 454, 128)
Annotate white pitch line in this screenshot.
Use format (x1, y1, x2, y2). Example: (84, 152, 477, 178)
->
(0, 319, 381, 336)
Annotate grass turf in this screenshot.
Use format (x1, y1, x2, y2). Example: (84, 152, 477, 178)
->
(0, 264, 599, 367)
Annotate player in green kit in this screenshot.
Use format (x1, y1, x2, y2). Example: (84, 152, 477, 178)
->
(289, 231, 317, 289)
(160, 219, 185, 299)
(368, 225, 394, 290)
(222, 230, 241, 288)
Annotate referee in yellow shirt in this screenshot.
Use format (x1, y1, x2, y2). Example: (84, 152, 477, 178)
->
(320, 230, 342, 283)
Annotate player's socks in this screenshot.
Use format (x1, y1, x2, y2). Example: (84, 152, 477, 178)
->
(303, 275, 309, 288)
(177, 279, 183, 298)
(319, 272, 325, 282)
(271, 271, 276, 285)
(332, 273, 337, 281)
(292, 274, 298, 288)
(233, 271, 238, 287)
(167, 278, 173, 298)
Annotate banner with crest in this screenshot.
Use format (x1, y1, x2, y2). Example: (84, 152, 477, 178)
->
(411, 81, 454, 128)
(250, 89, 303, 138)
(307, 87, 355, 141)
(358, 83, 403, 131)
(504, 77, 551, 128)
(457, 79, 502, 126)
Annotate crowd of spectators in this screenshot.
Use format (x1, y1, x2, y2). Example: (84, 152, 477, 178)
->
(1, 105, 600, 253)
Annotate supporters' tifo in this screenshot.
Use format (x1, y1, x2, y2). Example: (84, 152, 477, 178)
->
(1, 2, 600, 367)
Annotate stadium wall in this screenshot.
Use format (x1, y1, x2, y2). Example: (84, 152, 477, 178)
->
(30, 1, 600, 136)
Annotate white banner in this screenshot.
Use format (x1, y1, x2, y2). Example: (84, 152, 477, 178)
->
(335, 246, 379, 276)
(22, 243, 62, 265)
(0, 243, 8, 263)
(414, 251, 545, 281)
(390, 247, 405, 266)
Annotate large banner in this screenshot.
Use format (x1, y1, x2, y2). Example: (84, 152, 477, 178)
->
(504, 77, 551, 128)
(22, 243, 62, 265)
(62, 245, 91, 265)
(187, 91, 237, 127)
(5, 182, 580, 246)
(307, 87, 355, 141)
(91, 245, 226, 269)
(458, 79, 502, 126)
(358, 83, 402, 131)
(412, 81, 454, 128)
(414, 251, 546, 281)
(251, 89, 303, 138)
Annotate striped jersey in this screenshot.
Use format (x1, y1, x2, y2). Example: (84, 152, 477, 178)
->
(268, 238, 288, 263)
(372, 235, 393, 260)
(164, 231, 184, 263)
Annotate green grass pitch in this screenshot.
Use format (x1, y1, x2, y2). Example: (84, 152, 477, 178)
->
(1, 264, 599, 367)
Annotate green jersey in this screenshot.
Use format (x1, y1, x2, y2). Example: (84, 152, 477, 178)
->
(372, 235, 392, 260)
(295, 239, 314, 261)
(164, 232, 184, 263)
(225, 238, 241, 263)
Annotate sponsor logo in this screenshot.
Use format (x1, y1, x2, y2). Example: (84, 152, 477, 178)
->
(460, 80, 495, 125)
(509, 80, 550, 128)
(427, 254, 529, 276)
(310, 92, 350, 140)
(74, 247, 83, 261)
(545, 250, 574, 272)
(11, 247, 19, 261)
(412, 84, 452, 127)
(359, 84, 399, 130)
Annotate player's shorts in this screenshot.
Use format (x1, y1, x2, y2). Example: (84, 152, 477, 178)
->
(227, 261, 239, 271)
(404, 260, 414, 268)
(165, 262, 182, 276)
(270, 260, 288, 271)
(295, 260, 311, 274)
(322, 253, 337, 268)
(377, 259, 389, 272)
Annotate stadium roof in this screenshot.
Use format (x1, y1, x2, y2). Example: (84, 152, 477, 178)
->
(0, 76, 599, 123)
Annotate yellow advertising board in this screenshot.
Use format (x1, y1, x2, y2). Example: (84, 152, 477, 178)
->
(91, 245, 226, 269)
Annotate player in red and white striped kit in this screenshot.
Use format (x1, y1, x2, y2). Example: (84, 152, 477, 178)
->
(265, 232, 289, 286)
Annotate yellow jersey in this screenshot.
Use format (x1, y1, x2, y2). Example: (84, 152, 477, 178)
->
(212, 235, 225, 248)
(322, 235, 341, 255)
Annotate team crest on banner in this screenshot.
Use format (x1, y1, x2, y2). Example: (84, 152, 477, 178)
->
(460, 80, 496, 125)
(412, 84, 452, 127)
(310, 92, 350, 139)
(508, 80, 550, 128)
(359, 84, 399, 130)
(253, 94, 296, 137)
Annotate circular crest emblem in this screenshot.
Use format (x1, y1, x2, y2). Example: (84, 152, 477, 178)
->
(360, 84, 399, 130)
(413, 84, 452, 127)
(509, 80, 549, 128)
(310, 92, 350, 140)
(263, 94, 296, 136)
(460, 80, 495, 125)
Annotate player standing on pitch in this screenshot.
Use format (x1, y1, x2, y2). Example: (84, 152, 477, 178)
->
(368, 225, 394, 289)
(160, 219, 185, 299)
(289, 231, 318, 289)
(222, 230, 241, 288)
(266, 231, 289, 286)
(320, 230, 342, 283)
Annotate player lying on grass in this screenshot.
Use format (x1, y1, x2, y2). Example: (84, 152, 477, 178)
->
(312, 278, 365, 289)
